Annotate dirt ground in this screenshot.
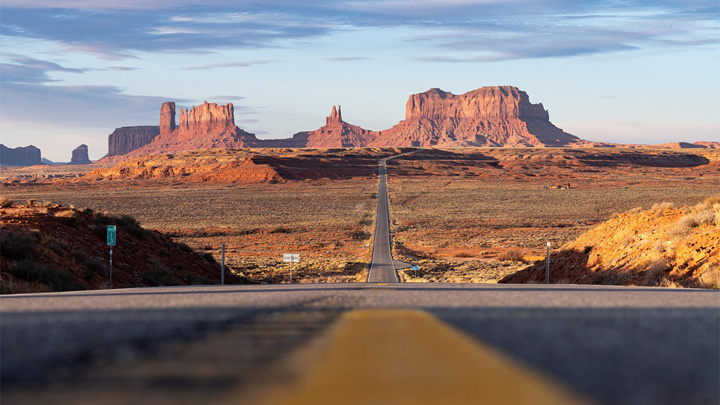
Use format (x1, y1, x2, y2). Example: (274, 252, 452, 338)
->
(2, 147, 718, 285)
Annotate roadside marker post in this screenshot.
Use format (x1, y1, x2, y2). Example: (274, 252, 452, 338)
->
(107, 225, 116, 288)
(283, 253, 300, 283)
(221, 243, 225, 285)
(412, 265, 419, 278)
(545, 242, 550, 284)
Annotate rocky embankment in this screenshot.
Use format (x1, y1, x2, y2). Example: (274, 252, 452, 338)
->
(0, 202, 240, 293)
(500, 197, 720, 288)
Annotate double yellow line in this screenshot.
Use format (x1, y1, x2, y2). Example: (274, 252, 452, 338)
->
(257, 310, 588, 404)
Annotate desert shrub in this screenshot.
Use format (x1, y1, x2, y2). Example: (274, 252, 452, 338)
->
(701, 195, 720, 208)
(181, 272, 212, 285)
(0, 278, 50, 294)
(644, 260, 670, 286)
(142, 262, 179, 286)
(269, 226, 292, 234)
(91, 225, 107, 239)
(497, 249, 525, 263)
(0, 197, 13, 208)
(40, 200, 54, 208)
(651, 202, 674, 217)
(72, 249, 88, 264)
(0, 232, 36, 260)
(27, 199, 36, 207)
(670, 209, 715, 238)
(8, 260, 85, 292)
(699, 265, 720, 290)
(177, 242, 193, 253)
(112, 215, 147, 238)
(455, 251, 473, 258)
(86, 258, 107, 277)
(590, 269, 632, 285)
(47, 241, 69, 255)
(198, 252, 217, 264)
(93, 211, 118, 225)
(54, 210, 82, 227)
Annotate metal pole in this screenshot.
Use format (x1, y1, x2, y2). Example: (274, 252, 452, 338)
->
(221, 243, 225, 285)
(545, 242, 550, 284)
(290, 265, 293, 284)
(109, 247, 113, 289)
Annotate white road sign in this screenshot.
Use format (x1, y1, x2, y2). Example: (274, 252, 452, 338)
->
(283, 253, 300, 262)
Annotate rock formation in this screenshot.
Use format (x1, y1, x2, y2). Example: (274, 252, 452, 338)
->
(70, 144, 92, 165)
(112, 101, 258, 159)
(103, 86, 593, 159)
(369, 87, 585, 147)
(107, 126, 160, 156)
(287, 106, 378, 148)
(0, 144, 42, 166)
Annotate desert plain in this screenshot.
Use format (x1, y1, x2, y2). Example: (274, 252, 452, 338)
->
(2, 146, 719, 289)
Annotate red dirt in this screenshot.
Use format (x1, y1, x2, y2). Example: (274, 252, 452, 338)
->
(0, 204, 236, 293)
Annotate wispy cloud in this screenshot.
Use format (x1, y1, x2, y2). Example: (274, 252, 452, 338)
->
(1, 1, 717, 62)
(0, 54, 87, 83)
(325, 56, 371, 61)
(181, 60, 276, 70)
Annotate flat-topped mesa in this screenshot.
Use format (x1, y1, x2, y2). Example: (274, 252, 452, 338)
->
(405, 86, 549, 121)
(177, 101, 235, 134)
(326, 105, 342, 125)
(107, 126, 161, 157)
(0, 144, 42, 166)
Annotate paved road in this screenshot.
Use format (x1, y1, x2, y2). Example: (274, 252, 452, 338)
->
(2, 284, 718, 404)
(366, 155, 410, 282)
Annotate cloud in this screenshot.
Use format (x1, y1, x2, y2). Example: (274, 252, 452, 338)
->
(207, 95, 247, 102)
(0, 7, 332, 59)
(181, 60, 276, 70)
(0, 54, 87, 83)
(1, 1, 717, 62)
(325, 56, 371, 61)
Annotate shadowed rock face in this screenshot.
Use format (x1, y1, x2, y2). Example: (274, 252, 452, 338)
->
(107, 126, 160, 156)
(70, 144, 91, 165)
(0, 145, 42, 166)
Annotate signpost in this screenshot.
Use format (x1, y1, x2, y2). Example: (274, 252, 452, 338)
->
(283, 253, 300, 283)
(412, 265, 419, 277)
(545, 242, 551, 284)
(221, 243, 225, 285)
(107, 225, 116, 288)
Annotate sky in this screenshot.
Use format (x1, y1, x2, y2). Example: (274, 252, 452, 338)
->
(0, 0, 718, 161)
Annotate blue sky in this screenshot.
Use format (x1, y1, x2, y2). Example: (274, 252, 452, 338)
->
(1, 0, 718, 161)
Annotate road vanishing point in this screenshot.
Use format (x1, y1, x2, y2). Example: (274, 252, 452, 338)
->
(1, 154, 719, 405)
(367, 154, 410, 282)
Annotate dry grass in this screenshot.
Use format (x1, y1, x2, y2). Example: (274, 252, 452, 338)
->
(699, 265, 720, 289)
(2, 179, 377, 282)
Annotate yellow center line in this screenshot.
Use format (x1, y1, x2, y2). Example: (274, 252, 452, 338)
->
(256, 309, 589, 405)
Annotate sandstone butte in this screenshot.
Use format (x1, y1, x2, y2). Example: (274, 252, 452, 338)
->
(0, 144, 42, 166)
(100, 86, 718, 161)
(70, 144, 92, 165)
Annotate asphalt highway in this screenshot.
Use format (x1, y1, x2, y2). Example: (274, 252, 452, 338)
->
(366, 155, 410, 282)
(2, 284, 718, 404)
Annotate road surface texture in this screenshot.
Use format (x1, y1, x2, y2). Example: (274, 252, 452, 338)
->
(366, 154, 411, 282)
(2, 284, 718, 404)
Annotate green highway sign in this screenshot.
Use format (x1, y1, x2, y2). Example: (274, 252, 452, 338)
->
(107, 225, 117, 247)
